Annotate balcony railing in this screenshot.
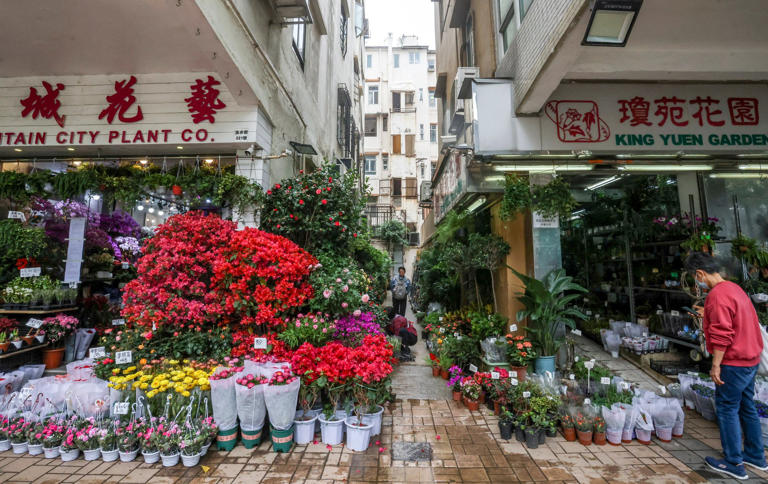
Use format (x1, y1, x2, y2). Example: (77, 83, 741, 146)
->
(391, 106, 417, 114)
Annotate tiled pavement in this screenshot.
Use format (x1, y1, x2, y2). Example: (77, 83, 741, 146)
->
(1, 334, 766, 482)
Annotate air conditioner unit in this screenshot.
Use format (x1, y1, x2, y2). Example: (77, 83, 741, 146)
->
(455, 67, 479, 100)
(408, 232, 420, 246)
(419, 181, 432, 202)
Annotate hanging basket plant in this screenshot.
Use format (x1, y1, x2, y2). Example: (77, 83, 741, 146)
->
(531, 177, 577, 219)
(500, 175, 531, 221)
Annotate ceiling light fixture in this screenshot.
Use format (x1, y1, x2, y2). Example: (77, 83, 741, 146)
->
(139, 159, 148, 165)
(67, 147, 75, 151)
(13, 148, 22, 152)
(620, 164, 712, 172)
(204, 158, 214, 164)
(738, 164, 768, 170)
(709, 173, 767, 179)
(176, 146, 184, 150)
(583, 0, 643, 47)
(493, 164, 594, 172)
(586, 176, 621, 191)
(466, 197, 486, 213)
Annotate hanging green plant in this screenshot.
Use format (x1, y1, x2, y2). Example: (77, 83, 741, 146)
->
(214, 173, 264, 214)
(25, 170, 53, 197)
(0, 171, 29, 201)
(531, 177, 577, 219)
(500, 175, 531, 220)
(52, 168, 98, 200)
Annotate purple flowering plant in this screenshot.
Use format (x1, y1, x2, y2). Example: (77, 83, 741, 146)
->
(332, 311, 383, 347)
(447, 365, 463, 392)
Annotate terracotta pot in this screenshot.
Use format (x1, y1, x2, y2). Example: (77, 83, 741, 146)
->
(593, 432, 606, 446)
(452, 391, 461, 401)
(440, 369, 449, 380)
(21, 336, 35, 346)
(577, 430, 593, 446)
(562, 427, 576, 442)
(432, 366, 440, 377)
(0, 342, 9, 352)
(42, 347, 65, 369)
(509, 366, 527, 382)
(493, 401, 501, 416)
(478, 392, 485, 404)
(465, 399, 479, 412)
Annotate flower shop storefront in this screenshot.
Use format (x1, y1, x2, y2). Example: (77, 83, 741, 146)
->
(0, 71, 398, 464)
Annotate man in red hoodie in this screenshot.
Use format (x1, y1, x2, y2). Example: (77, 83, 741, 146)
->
(686, 252, 766, 480)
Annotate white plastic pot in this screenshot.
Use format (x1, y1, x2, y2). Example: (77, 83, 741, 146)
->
(293, 414, 319, 444)
(0, 439, 9, 451)
(119, 448, 139, 462)
(60, 448, 80, 461)
(43, 446, 60, 459)
(201, 443, 211, 455)
(102, 448, 119, 462)
(83, 448, 101, 461)
(161, 452, 180, 467)
(319, 415, 344, 445)
(11, 442, 28, 454)
(181, 452, 201, 467)
(28, 443, 43, 455)
(142, 450, 160, 463)
(344, 417, 373, 452)
(361, 405, 384, 436)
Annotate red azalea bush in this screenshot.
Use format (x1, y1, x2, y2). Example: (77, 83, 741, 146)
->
(122, 212, 236, 332)
(290, 334, 394, 386)
(212, 228, 316, 328)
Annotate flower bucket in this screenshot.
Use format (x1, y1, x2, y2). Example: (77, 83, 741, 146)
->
(294, 415, 318, 445)
(655, 427, 673, 443)
(12, 442, 28, 454)
(181, 452, 201, 467)
(216, 426, 238, 451)
(345, 417, 372, 452)
(270, 425, 294, 453)
(563, 427, 576, 442)
(319, 415, 345, 445)
(0, 439, 9, 451)
(84, 448, 101, 461)
(577, 430, 592, 446)
(593, 432, 606, 446)
(534, 356, 555, 375)
(60, 448, 80, 461)
(240, 426, 263, 449)
(102, 449, 119, 462)
(44, 446, 60, 459)
(161, 452, 180, 467)
(635, 429, 651, 445)
(119, 448, 139, 462)
(362, 405, 384, 436)
(606, 429, 622, 445)
(42, 347, 65, 370)
(524, 431, 539, 449)
(499, 422, 513, 440)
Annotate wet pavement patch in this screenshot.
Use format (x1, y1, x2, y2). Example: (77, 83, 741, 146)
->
(392, 442, 433, 461)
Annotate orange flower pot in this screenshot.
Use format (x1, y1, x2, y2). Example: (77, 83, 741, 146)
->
(42, 347, 65, 369)
(509, 366, 527, 382)
(577, 430, 592, 446)
(593, 432, 606, 446)
(452, 391, 461, 401)
(440, 369, 449, 380)
(493, 401, 501, 416)
(562, 427, 576, 442)
(432, 366, 440, 377)
(465, 399, 479, 411)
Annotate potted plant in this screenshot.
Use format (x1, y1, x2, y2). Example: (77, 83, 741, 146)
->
(155, 421, 181, 466)
(498, 410, 514, 440)
(0, 417, 9, 451)
(21, 328, 36, 346)
(575, 412, 593, 446)
(40, 314, 79, 369)
(117, 422, 139, 462)
(447, 366, 463, 401)
(523, 413, 539, 449)
(9, 329, 21, 350)
(294, 378, 320, 445)
(511, 268, 587, 375)
(461, 378, 481, 411)
(60, 426, 80, 461)
(346, 379, 375, 452)
(514, 415, 526, 442)
(438, 354, 453, 380)
(41, 419, 63, 459)
(180, 428, 205, 467)
(593, 416, 606, 445)
(138, 421, 160, 463)
(561, 414, 576, 442)
(427, 354, 440, 377)
(26, 421, 45, 455)
(318, 383, 347, 446)
(75, 420, 101, 460)
(99, 425, 119, 462)
(0, 333, 9, 353)
(506, 335, 536, 382)
(361, 381, 387, 438)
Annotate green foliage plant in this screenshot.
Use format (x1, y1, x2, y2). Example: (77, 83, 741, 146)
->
(500, 175, 531, 220)
(531, 177, 577, 219)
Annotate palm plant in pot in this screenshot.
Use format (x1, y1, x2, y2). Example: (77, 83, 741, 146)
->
(511, 268, 587, 375)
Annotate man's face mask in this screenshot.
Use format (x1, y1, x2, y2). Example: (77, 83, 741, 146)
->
(695, 272, 709, 290)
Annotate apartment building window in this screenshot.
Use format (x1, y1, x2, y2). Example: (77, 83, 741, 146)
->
(405, 92, 415, 106)
(382, 154, 389, 171)
(366, 54, 372, 68)
(405, 177, 417, 198)
(429, 123, 438, 143)
(498, 0, 517, 53)
(462, 14, 475, 67)
(409, 52, 420, 64)
(364, 156, 377, 175)
(392, 178, 402, 196)
(428, 58, 435, 71)
(379, 179, 391, 195)
(368, 85, 379, 105)
(382, 114, 388, 131)
(392, 92, 401, 111)
(393, 54, 400, 68)
(364, 115, 377, 137)
(519, 0, 534, 20)
(419, 124, 424, 140)
(340, 5, 349, 57)
(405, 134, 416, 157)
(419, 88, 423, 102)
(428, 88, 436, 107)
(292, 23, 306, 68)
(392, 134, 401, 154)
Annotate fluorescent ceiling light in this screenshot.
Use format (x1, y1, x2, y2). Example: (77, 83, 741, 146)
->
(493, 164, 594, 172)
(466, 197, 486, 213)
(586, 176, 621, 191)
(621, 165, 712, 172)
(583, 0, 643, 46)
(483, 176, 505, 182)
(709, 173, 768, 179)
(738, 164, 768, 170)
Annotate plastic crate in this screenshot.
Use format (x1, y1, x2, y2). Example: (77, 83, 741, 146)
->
(650, 359, 701, 376)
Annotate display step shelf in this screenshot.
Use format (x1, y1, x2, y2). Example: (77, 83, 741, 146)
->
(0, 307, 77, 315)
(0, 341, 48, 360)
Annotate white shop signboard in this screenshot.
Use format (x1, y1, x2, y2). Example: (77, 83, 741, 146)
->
(0, 73, 268, 150)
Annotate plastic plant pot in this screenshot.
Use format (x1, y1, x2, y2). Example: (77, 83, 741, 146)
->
(181, 452, 201, 467)
(60, 448, 80, 461)
(537, 428, 546, 444)
(161, 452, 180, 467)
(362, 405, 384, 436)
(119, 448, 139, 462)
(593, 432, 606, 445)
(294, 414, 318, 445)
(11, 442, 28, 454)
(635, 429, 652, 445)
(270, 425, 294, 453)
(655, 427, 673, 442)
(83, 448, 101, 461)
(27, 443, 43, 455)
(319, 415, 344, 445)
(499, 421, 513, 440)
(524, 430, 539, 449)
(515, 427, 525, 442)
(452, 391, 461, 401)
(577, 430, 593, 446)
(101, 449, 118, 462)
(606, 429, 622, 445)
(43, 446, 60, 459)
(216, 426, 238, 451)
(240, 426, 263, 449)
(563, 427, 576, 442)
(344, 417, 372, 452)
(141, 450, 159, 463)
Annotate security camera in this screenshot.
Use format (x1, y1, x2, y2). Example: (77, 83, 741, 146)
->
(244, 145, 255, 156)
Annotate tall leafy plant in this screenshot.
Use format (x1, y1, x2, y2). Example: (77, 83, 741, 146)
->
(511, 268, 587, 356)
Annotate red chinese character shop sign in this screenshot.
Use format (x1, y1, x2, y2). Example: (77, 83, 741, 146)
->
(185, 76, 226, 124)
(20, 81, 66, 128)
(541, 84, 768, 152)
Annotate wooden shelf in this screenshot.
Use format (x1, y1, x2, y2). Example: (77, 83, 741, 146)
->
(0, 342, 48, 360)
(0, 307, 77, 315)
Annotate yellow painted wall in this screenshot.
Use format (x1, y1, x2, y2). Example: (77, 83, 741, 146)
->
(490, 203, 531, 333)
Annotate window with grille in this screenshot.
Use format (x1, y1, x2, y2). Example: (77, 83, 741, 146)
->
(292, 23, 306, 68)
(382, 154, 389, 171)
(428, 88, 436, 107)
(430, 124, 438, 143)
(382, 114, 388, 131)
(364, 115, 377, 137)
(379, 178, 391, 195)
(419, 124, 424, 140)
(366, 54, 372, 68)
(340, 6, 349, 57)
(405, 177, 417, 198)
(392, 178, 402, 196)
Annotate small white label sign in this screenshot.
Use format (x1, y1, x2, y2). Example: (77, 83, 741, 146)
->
(620, 382, 629, 390)
(584, 361, 595, 370)
(510, 378, 518, 386)
(113, 402, 130, 415)
(600, 377, 611, 385)
(574, 356, 580, 362)
(439, 327, 445, 334)
(253, 337, 268, 350)
(115, 351, 132, 364)
(121, 262, 129, 269)
(509, 370, 517, 378)
(656, 310, 664, 315)
(509, 324, 517, 332)
(533, 211, 559, 228)
(469, 364, 478, 373)
(26, 318, 43, 329)
(671, 310, 680, 317)
(8, 211, 26, 222)
(20, 387, 32, 399)
(491, 372, 500, 380)
(454, 332, 460, 338)
(20, 267, 41, 278)
(111, 319, 126, 326)
(572, 329, 582, 336)
(522, 391, 531, 398)
(584, 398, 591, 405)
(89, 347, 106, 358)
(569, 374, 575, 380)
(659, 385, 667, 394)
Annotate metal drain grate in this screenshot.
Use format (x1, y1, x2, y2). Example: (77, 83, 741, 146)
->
(391, 442, 433, 462)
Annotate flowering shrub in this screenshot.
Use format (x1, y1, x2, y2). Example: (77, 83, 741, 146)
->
(460, 378, 481, 400)
(278, 312, 335, 349)
(99, 425, 118, 451)
(308, 255, 373, 316)
(152, 421, 180, 455)
(26, 421, 45, 445)
(333, 312, 383, 347)
(74, 419, 100, 451)
(212, 227, 316, 328)
(506, 335, 536, 367)
(116, 421, 139, 452)
(40, 314, 79, 346)
(42, 419, 64, 448)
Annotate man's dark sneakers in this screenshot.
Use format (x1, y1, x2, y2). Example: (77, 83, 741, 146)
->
(742, 458, 768, 471)
(705, 456, 748, 480)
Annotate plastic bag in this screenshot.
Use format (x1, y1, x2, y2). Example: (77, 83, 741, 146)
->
(602, 405, 625, 444)
(612, 402, 634, 441)
(74, 328, 97, 360)
(480, 338, 506, 363)
(66, 358, 95, 380)
(263, 378, 300, 430)
(235, 383, 266, 432)
(18, 364, 45, 382)
(70, 380, 110, 418)
(209, 375, 238, 431)
(2, 371, 26, 393)
(604, 332, 621, 358)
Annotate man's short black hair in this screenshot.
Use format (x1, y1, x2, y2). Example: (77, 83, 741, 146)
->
(398, 266, 405, 272)
(684, 251, 720, 274)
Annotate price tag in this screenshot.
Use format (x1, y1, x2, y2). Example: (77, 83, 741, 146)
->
(111, 319, 126, 326)
(574, 356, 580, 362)
(68, 282, 78, 289)
(20, 387, 32, 399)
(121, 262, 129, 269)
(586, 310, 592, 316)
(115, 351, 132, 364)
(469, 364, 478, 373)
(456, 335, 462, 340)
(509, 324, 517, 332)
(600, 377, 610, 385)
(31, 210, 46, 217)
(656, 310, 664, 315)
(625, 322, 631, 328)
(619, 382, 629, 390)
(253, 337, 268, 350)
(491, 372, 500, 380)
(571, 329, 582, 336)
(642, 331, 648, 337)
(522, 391, 531, 398)
(659, 385, 667, 395)
(583, 361, 594, 370)
(20, 267, 41, 278)
(671, 310, 680, 317)
(8, 211, 26, 222)
(454, 332, 459, 338)
(113, 402, 130, 415)
(26, 318, 43, 329)
(687, 371, 699, 376)
(509, 370, 517, 378)
(89, 347, 106, 358)
(489, 337, 497, 343)
(439, 327, 445, 334)
(510, 378, 518, 386)
(584, 398, 591, 405)
(569, 374, 575, 380)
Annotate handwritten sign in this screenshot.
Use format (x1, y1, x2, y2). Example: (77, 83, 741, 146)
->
(583, 361, 595, 370)
(113, 402, 130, 415)
(509, 324, 517, 332)
(509, 370, 517, 378)
(89, 347, 106, 358)
(20, 267, 41, 278)
(8, 211, 26, 222)
(68, 282, 78, 289)
(469, 364, 478, 373)
(115, 351, 132, 364)
(26, 318, 43, 329)
(600, 377, 611, 385)
(522, 391, 531, 398)
(253, 337, 268, 350)
(111, 319, 126, 326)
(491, 372, 500, 380)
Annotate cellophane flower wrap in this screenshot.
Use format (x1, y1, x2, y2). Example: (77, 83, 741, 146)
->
(263, 367, 300, 430)
(208, 366, 241, 432)
(234, 372, 267, 433)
